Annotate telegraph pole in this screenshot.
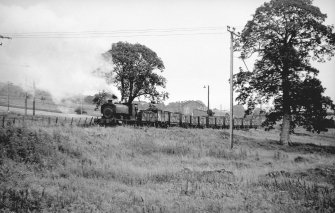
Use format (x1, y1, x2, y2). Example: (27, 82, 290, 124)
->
(33, 81, 36, 116)
(7, 82, 10, 113)
(207, 85, 210, 115)
(25, 77, 27, 115)
(204, 85, 210, 115)
(81, 97, 83, 114)
(227, 26, 240, 149)
(25, 92, 27, 115)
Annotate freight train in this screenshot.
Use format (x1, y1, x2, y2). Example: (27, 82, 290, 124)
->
(97, 100, 265, 129)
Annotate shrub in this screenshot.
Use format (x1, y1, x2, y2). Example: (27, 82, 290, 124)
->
(0, 126, 57, 167)
(74, 107, 87, 114)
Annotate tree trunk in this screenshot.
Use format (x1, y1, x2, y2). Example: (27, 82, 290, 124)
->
(280, 113, 291, 145)
(280, 58, 291, 145)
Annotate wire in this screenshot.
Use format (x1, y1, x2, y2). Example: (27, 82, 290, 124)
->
(3, 26, 227, 35)
(1, 26, 229, 39)
(8, 32, 227, 39)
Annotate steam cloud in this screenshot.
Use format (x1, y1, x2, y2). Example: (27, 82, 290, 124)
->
(0, 3, 116, 102)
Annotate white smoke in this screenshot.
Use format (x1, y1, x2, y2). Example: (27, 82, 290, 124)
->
(0, 3, 116, 102)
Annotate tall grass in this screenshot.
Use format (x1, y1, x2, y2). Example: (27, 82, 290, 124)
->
(0, 124, 334, 212)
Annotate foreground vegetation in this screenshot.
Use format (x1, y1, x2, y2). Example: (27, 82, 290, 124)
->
(0, 122, 334, 212)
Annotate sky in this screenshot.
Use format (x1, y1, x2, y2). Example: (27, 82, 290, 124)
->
(0, 0, 334, 110)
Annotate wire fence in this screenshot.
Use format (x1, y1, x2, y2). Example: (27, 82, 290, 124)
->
(0, 95, 100, 116)
(1, 114, 97, 128)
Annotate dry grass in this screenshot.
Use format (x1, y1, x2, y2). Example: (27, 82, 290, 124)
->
(0, 122, 334, 212)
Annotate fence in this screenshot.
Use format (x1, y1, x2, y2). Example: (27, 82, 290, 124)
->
(0, 95, 100, 116)
(1, 114, 97, 128)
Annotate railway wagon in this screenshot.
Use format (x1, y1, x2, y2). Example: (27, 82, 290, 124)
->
(181, 114, 190, 128)
(194, 116, 205, 128)
(234, 118, 243, 129)
(243, 115, 253, 129)
(191, 115, 199, 128)
(199, 116, 206, 128)
(207, 116, 216, 128)
(169, 112, 181, 126)
(138, 110, 157, 126)
(224, 115, 230, 128)
(137, 110, 170, 127)
(215, 116, 225, 129)
(157, 111, 170, 127)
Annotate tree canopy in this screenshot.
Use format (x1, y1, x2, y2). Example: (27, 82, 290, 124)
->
(92, 90, 116, 110)
(234, 0, 335, 144)
(103, 42, 168, 105)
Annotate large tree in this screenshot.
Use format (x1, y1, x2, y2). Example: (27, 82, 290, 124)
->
(234, 0, 335, 145)
(102, 41, 168, 105)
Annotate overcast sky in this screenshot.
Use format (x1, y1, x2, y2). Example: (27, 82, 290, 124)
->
(0, 0, 334, 110)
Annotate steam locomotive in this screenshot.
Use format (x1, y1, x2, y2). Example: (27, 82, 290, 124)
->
(97, 100, 265, 129)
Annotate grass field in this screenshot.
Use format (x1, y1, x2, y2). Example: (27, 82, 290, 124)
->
(0, 120, 334, 212)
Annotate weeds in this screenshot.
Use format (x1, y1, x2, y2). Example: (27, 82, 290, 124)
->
(0, 126, 59, 169)
(273, 150, 289, 160)
(259, 177, 335, 211)
(207, 146, 248, 160)
(0, 124, 334, 212)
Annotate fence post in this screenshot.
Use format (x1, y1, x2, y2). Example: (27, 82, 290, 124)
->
(71, 117, 73, 126)
(56, 117, 58, 125)
(2, 116, 5, 128)
(89, 117, 93, 126)
(84, 117, 87, 126)
(78, 118, 81, 126)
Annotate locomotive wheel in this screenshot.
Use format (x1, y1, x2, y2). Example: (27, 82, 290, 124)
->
(102, 106, 114, 119)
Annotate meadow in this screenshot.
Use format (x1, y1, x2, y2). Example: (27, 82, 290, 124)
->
(0, 119, 334, 212)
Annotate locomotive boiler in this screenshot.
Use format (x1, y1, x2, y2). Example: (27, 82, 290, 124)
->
(100, 100, 138, 124)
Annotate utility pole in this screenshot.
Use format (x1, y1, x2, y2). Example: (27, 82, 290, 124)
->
(7, 82, 10, 113)
(227, 26, 240, 149)
(204, 85, 210, 115)
(25, 92, 27, 115)
(208, 85, 209, 114)
(33, 81, 36, 116)
(24, 77, 27, 115)
(81, 96, 83, 114)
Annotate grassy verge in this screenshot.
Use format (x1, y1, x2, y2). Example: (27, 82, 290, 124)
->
(0, 124, 334, 212)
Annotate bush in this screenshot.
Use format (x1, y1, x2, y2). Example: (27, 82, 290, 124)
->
(0, 127, 57, 167)
(0, 126, 88, 212)
(74, 107, 87, 114)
